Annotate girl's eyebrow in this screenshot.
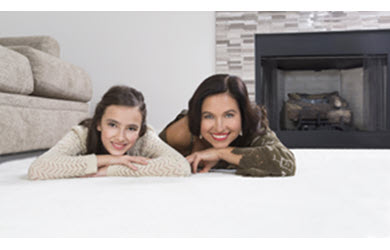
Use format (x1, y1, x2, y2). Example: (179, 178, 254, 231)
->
(107, 119, 139, 128)
(106, 119, 119, 124)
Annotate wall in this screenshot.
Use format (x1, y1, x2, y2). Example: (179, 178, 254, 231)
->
(0, 11, 215, 131)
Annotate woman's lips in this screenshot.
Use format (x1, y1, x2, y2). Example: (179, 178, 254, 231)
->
(111, 142, 127, 150)
(211, 133, 229, 141)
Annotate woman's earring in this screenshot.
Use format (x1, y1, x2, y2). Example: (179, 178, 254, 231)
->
(199, 134, 203, 139)
(239, 130, 243, 136)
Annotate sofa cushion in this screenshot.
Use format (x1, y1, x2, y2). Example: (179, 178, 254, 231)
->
(0, 36, 60, 57)
(0, 93, 89, 155)
(9, 46, 93, 102)
(0, 92, 89, 112)
(0, 45, 34, 95)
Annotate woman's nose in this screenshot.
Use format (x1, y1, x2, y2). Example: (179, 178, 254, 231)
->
(215, 118, 224, 132)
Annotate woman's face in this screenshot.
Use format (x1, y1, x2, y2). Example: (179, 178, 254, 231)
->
(97, 105, 143, 156)
(200, 92, 242, 149)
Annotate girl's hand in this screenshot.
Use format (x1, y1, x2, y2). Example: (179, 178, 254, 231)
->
(186, 148, 221, 173)
(97, 155, 149, 171)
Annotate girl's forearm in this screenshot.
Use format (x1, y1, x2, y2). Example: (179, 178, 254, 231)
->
(96, 155, 114, 168)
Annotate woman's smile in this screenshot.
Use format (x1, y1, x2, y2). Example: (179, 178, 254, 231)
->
(211, 132, 229, 141)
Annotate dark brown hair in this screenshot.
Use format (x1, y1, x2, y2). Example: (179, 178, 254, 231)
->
(188, 74, 269, 146)
(79, 85, 147, 155)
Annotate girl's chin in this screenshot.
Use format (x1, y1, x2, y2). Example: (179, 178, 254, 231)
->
(107, 148, 128, 156)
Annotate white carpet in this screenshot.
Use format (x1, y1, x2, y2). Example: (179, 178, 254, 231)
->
(0, 149, 389, 237)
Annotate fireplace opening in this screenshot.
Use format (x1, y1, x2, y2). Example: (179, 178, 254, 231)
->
(255, 30, 390, 148)
(262, 55, 387, 132)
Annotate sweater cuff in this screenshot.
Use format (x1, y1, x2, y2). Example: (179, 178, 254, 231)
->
(106, 165, 129, 176)
(84, 154, 98, 175)
(106, 165, 119, 176)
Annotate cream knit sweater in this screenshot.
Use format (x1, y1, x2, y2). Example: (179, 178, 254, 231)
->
(28, 125, 191, 180)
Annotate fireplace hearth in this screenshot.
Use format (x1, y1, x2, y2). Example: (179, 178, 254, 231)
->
(255, 30, 390, 148)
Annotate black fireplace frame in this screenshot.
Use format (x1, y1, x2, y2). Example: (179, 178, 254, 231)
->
(255, 29, 390, 148)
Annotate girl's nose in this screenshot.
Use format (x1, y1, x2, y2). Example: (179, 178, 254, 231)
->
(116, 129, 126, 141)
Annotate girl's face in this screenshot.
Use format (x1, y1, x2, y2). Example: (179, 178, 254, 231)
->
(97, 105, 143, 156)
(200, 92, 242, 149)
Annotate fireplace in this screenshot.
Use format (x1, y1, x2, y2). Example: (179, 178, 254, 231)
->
(255, 30, 390, 148)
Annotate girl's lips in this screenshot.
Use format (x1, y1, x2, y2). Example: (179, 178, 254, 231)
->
(211, 133, 229, 141)
(111, 142, 127, 150)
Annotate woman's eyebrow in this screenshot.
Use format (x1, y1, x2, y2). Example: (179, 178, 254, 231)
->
(202, 109, 237, 114)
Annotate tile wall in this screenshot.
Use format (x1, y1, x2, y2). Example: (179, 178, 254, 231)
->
(216, 11, 390, 100)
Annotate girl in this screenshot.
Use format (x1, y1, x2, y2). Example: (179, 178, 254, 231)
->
(28, 85, 191, 180)
(159, 74, 296, 177)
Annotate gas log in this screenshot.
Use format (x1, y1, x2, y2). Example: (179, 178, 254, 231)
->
(282, 91, 352, 130)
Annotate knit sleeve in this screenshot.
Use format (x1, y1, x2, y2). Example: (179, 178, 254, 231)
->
(106, 128, 191, 177)
(28, 126, 98, 180)
(231, 129, 296, 177)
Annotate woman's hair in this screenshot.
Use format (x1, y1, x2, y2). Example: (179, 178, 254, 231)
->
(79, 85, 147, 155)
(187, 74, 269, 146)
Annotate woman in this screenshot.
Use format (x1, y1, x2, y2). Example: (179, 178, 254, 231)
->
(159, 74, 296, 177)
(28, 85, 191, 180)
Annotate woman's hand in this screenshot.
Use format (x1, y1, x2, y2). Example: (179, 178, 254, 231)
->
(186, 148, 221, 173)
(97, 155, 149, 171)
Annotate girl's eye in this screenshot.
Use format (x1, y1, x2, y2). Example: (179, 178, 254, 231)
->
(203, 114, 214, 119)
(108, 122, 116, 128)
(225, 113, 234, 118)
(128, 127, 137, 131)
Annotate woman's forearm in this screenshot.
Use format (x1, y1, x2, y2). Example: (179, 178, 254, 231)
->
(217, 147, 242, 166)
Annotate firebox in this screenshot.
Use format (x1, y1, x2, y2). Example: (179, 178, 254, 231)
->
(255, 29, 390, 148)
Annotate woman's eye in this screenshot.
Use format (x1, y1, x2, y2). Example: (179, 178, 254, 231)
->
(108, 123, 116, 127)
(225, 113, 234, 118)
(203, 114, 213, 119)
(128, 127, 137, 131)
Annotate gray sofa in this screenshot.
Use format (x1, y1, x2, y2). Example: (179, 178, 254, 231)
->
(0, 36, 92, 155)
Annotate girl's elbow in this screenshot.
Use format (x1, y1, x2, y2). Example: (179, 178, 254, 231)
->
(175, 161, 191, 177)
(27, 167, 40, 180)
(27, 161, 47, 180)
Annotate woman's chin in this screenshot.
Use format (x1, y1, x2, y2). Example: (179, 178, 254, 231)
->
(209, 141, 230, 149)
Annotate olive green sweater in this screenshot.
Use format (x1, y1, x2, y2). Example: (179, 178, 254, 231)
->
(159, 111, 296, 177)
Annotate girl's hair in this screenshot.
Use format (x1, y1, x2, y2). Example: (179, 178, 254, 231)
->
(79, 85, 147, 155)
(187, 74, 269, 146)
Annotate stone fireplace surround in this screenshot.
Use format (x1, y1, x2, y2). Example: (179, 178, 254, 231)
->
(216, 12, 390, 148)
